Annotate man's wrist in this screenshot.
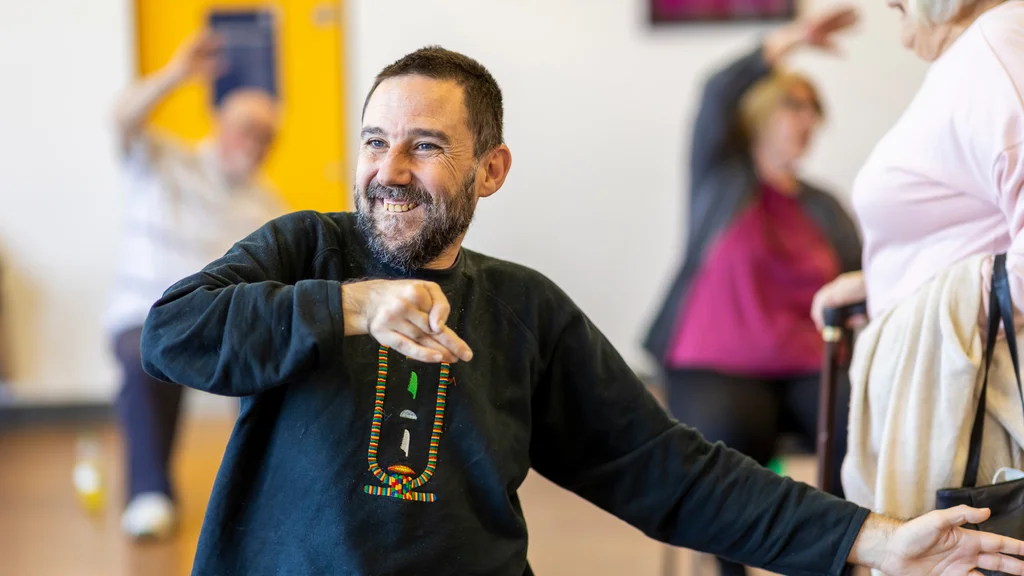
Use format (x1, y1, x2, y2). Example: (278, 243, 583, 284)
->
(847, 513, 902, 571)
(340, 283, 368, 337)
(161, 61, 190, 87)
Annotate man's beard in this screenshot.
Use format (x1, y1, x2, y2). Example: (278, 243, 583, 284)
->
(355, 171, 477, 272)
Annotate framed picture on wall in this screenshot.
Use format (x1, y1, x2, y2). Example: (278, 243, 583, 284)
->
(651, 0, 795, 23)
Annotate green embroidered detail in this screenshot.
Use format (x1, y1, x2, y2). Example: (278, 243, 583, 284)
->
(408, 371, 418, 400)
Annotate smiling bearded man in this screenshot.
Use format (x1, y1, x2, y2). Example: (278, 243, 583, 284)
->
(356, 172, 476, 272)
(138, 45, 1024, 576)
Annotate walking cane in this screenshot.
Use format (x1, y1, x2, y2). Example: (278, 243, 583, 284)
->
(817, 302, 866, 495)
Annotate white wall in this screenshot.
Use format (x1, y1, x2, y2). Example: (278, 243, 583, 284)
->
(0, 0, 928, 402)
(349, 0, 928, 374)
(0, 1, 133, 402)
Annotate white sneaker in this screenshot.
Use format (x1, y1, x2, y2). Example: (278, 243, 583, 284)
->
(121, 492, 177, 540)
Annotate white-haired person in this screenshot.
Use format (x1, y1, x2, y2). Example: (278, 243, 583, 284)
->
(811, 0, 1024, 530)
(108, 30, 287, 539)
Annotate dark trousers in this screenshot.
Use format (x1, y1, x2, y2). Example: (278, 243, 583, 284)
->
(114, 326, 183, 502)
(665, 369, 850, 576)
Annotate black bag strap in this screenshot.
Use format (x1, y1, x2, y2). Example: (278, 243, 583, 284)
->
(962, 253, 1024, 487)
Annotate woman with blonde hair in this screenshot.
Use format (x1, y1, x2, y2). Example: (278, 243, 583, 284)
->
(644, 7, 862, 575)
(812, 0, 1024, 529)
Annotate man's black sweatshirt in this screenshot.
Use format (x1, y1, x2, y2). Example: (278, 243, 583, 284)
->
(141, 210, 870, 576)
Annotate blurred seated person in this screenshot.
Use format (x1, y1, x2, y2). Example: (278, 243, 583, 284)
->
(643, 8, 863, 575)
(107, 30, 287, 539)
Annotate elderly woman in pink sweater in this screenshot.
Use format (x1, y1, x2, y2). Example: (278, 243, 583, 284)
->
(812, 0, 1024, 519)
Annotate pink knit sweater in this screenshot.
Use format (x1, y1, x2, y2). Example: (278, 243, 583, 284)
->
(853, 1, 1024, 318)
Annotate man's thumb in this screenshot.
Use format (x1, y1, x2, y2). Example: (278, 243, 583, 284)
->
(942, 505, 991, 527)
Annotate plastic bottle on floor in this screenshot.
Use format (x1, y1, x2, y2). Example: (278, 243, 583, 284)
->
(72, 434, 105, 515)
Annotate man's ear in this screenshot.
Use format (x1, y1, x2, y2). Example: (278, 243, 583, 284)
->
(477, 144, 512, 199)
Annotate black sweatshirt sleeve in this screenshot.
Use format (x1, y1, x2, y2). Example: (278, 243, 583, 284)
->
(530, 306, 869, 576)
(690, 45, 773, 188)
(140, 211, 345, 397)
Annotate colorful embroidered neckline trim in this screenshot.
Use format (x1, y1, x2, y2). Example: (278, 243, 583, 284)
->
(363, 345, 450, 502)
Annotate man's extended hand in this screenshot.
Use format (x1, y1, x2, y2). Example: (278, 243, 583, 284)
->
(851, 507, 1024, 575)
(168, 30, 223, 83)
(341, 280, 473, 364)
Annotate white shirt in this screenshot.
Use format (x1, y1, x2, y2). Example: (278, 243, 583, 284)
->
(106, 131, 287, 335)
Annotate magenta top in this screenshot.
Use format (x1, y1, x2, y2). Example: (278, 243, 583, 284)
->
(668, 183, 839, 376)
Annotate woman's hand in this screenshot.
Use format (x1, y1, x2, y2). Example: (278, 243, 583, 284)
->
(811, 271, 868, 331)
(763, 4, 860, 64)
(802, 5, 860, 52)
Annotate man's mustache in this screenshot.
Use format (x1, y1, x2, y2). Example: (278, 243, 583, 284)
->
(365, 182, 433, 205)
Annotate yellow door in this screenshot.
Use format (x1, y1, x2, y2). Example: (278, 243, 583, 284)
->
(135, 0, 348, 212)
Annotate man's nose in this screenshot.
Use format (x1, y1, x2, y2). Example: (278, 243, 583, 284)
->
(376, 150, 413, 187)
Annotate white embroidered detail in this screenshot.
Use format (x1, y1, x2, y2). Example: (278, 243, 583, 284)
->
(400, 429, 411, 457)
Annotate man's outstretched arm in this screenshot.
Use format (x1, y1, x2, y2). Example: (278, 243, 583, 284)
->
(530, 303, 1024, 575)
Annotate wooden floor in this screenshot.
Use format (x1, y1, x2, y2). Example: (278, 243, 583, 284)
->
(0, 416, 814, 576)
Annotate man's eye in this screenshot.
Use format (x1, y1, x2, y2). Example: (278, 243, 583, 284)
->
(367, 139, 387, 148)
(415, 142, 439, 151)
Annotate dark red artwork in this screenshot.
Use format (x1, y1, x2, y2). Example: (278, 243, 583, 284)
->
(652, 0, 794, 23)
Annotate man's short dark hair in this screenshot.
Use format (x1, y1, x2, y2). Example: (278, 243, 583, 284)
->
(362, 46, 504, 158)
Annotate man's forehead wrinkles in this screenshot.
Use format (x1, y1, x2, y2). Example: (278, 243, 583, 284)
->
(369, 101, 457, 120)
(365, 118, 466, 146)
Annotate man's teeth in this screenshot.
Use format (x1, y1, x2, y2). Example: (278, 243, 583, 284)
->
(384, 202, 418, 213)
